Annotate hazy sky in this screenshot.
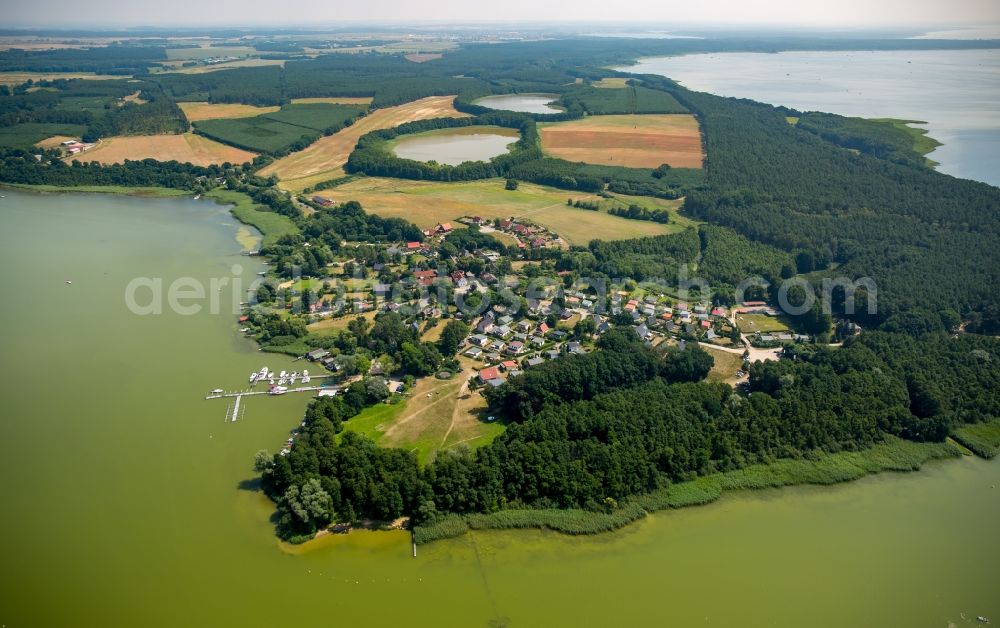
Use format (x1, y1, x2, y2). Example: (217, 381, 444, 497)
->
(4, 0, 999, 28)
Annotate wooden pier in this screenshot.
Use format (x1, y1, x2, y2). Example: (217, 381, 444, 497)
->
(205, 385, 339, 401)
(205, 367, 344, 424)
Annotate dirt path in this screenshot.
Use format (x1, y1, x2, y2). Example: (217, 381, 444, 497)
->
(260, 96, 469, 191)
(439, 376, 473, 448)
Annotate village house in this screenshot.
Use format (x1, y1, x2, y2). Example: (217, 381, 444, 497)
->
(476, 313, 495, 334)
(477, 366, 501, 383)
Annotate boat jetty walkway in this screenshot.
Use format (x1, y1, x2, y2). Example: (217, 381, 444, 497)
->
(205, 368, 342, 422)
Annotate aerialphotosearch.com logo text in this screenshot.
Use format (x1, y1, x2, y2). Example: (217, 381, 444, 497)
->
(124, 263, 877, 319)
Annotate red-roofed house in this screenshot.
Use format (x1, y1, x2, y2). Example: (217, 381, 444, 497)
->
(436, 222, 453, 233)
(700, 320, 711, 329)
(477, 367, 500, 382)
(406, 241, 422, 251)
(500, 360, 518, 371)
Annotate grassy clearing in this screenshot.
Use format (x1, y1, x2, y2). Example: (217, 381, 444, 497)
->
(705, 348, 745, 385)
(601, 192, 698, 232)
(178, 101, 280, 121)
(951, 420, 1000, 459)
(205, 188, 298, 247)
(75, 133, 257, 166)
(342, 402, 408, 442)
(341, 358, 502, 465)
(539, 114, 704, 169)
(869, 118, 943, 163)
(413, 436, 960, 544)
(328, 177, 673, 244)
(735, 312, 790, 334)
(260, 96, 469, 191)
(306, 311, 378, 335)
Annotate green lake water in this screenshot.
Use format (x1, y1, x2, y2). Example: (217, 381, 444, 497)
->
(0, 189, 998, 627)
(473, 94, 562, 114)
(391, 126, 520, 166)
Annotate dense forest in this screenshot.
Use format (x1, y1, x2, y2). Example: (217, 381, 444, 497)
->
(794, 112, 937, 167)
(641, 76, 1000, 326)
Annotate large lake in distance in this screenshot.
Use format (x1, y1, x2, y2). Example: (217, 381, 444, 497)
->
(625, 49, 1000, 186)
(0, 189, 998, 626)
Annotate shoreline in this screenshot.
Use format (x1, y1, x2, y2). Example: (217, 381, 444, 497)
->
(0, 183, 277, 252)
(0, 182, 192, 197)
(413, 436, 966, 544)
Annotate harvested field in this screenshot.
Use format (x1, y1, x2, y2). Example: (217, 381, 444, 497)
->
(539, 114, 704, 169)
(72, 133, 256, 166)
(0, 71, 125, 86)
(260, 96, 469, 192)
(328, 177, 675, 244)
(164, 58, 285, 74)
(34, 135, 77, 148)
(164, 46, 256, 60)
(178, 101, 280, 121)
(121, 91, 147, 105)
(592, 77, 629, 88)
(405, 53, 443, 63)
(291, 97, 373, 106)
